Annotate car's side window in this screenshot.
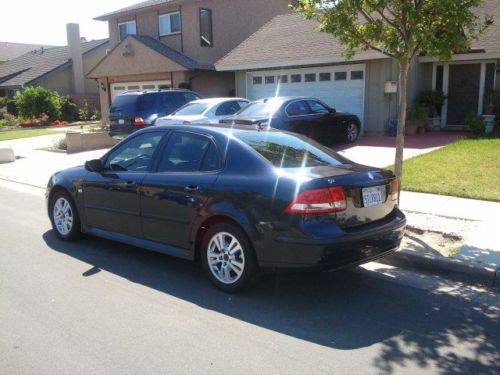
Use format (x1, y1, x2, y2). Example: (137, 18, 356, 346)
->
(306, 100, 330, 115)
(285, 100, 311, 117)
(157, 132, 220, 173)
(237, 101, 249, 110)
(105, 132, 164, 172)
(215, 101, 241, 116)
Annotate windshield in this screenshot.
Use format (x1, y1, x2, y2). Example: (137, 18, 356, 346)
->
(173, 103, 210, 116)
(110, 94, 139, 112)
(233, 131, 344, 168)
(237, 100, 283, 117)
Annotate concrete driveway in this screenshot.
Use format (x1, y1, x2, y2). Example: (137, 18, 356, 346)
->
(333, 132, 468, 168)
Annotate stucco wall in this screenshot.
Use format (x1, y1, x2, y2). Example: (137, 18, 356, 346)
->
(106, 0, 290, 64)
(187, 71, 234, 97)
(37, 67, 73, 95)
(83, 47, 107, 94)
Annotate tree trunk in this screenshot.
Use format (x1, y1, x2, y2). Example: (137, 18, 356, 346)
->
(394, 59, 410, 204)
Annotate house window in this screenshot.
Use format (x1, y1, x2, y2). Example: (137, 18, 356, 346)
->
(253, 77, 262, 85)
(435, 65, 444, 91)
(334, 72, 347, 80)
(278, 75, 288, 83)
(351, 70, 364, 80)
(319, 72, 331, 81)
(291, 74, 302, 83)
(305, 73, 316, 82)
(200, 8, 213, 47)
(118, 20, 137, 41)
(159, 12, 181, 36)
(265, 76, 275, 84)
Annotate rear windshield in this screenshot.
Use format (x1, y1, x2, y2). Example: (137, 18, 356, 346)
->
(233, 131, 344, 168)
(237, 100, 283, 117)
(173, 103, 210, 116)
(110, 94, 139, 112)
(136, 94, 157, 111)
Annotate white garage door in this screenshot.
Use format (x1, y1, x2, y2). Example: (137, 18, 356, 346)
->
(110, 80, 172, 101)
(246, 65, 365, 127)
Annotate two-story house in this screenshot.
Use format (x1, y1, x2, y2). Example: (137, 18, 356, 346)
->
(88, 0, 290, 122)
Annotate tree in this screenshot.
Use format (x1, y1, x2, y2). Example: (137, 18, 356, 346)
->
(293, 0, 490, 188)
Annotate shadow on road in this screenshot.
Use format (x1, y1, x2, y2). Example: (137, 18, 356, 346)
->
(43, 230, 499, 375)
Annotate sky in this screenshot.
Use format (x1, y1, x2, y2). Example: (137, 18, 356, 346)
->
(0, 0, 142, 46)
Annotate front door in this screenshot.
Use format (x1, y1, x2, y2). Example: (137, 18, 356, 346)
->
(141, 131, 221, 249)
(446, 64, 481, 125)
(83, 131, 165, 237)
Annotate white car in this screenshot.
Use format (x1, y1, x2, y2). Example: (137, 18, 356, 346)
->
(156, 97, 250, 125)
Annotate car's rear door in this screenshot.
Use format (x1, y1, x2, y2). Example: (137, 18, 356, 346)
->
(282, 99, 319, 138)
(82, 131, 166, 238)
(140, 131, 221, 249)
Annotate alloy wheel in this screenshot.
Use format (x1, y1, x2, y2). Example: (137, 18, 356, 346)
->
(53, 197, 74, 236)
(207, 232, 246, 284)
(347, 123, 359, 142)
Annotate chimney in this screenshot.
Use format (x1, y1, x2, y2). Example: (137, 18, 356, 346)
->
(66, 23, 85, 94)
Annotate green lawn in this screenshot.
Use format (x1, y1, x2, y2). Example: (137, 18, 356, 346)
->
(0, 128, 65, 141)
(393, 137, 500, 201)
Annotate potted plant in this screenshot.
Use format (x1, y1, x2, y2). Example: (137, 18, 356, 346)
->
(417, 90, 446, 131)
(406, 105, 428, 135)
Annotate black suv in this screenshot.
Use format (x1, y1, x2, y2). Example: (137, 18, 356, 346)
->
(109, 89, 201, 137)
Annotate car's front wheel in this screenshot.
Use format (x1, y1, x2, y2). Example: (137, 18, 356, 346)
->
(201, 222, 257, 292)
(50, 190, 81, 241)
(345, 122, 360, 143)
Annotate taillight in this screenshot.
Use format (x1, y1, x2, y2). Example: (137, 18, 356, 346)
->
(390, 179, 399, 201)
(182, 120, 192, 125)
(257, 122, 269, 130)
(285, 187, 347, 214)
(133, 116, 147, 125)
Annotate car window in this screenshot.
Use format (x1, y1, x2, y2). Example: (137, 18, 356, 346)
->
(157, 132, 220, 172)
(237, 101, 249, 110)
(183, 92, 201, 102)
(215, 101, 242, 116)
(136, 94, 157, 111)
(233, 131, 344, 169)
(174, 103, 210, 116)
(105, 132, 164, 172)
(237, 100, 283, 117)
(286, 100, 311, 117)
(110, 94, 139, 112)
(163, 92, 201, 112)
(306, 100, 330, 115)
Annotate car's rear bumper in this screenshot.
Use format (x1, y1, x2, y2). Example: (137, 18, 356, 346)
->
(109, 124, 149, 137)
(258, 209, 406, 269)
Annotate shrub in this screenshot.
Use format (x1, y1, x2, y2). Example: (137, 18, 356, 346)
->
(78, 100, 91, 121)
(465, 112, 485, 135)
(53, 136, 67, 151)
(0, 113, 18, 127)
(14, 86, 62, 121)
(6, 100, 18, 116)
(417, 90, 446, 117)
(60, 96, 79, 122)
(0, 96, 6, 108)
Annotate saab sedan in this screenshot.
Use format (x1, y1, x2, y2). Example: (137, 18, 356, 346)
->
(47, 125, 406, 292)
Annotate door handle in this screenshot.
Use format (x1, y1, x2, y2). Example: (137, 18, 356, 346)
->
(184, 185, 201, 193)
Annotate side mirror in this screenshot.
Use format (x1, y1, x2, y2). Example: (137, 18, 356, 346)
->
(85, 159, 104, 172)
(328, 107, 337, 115)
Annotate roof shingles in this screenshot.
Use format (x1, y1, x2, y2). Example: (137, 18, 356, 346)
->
(0, 39, 108, 88)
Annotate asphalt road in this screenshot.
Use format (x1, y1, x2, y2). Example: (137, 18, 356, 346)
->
(1, 182, 499, 375)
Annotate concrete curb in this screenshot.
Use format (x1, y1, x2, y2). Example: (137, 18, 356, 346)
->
(381, 249, 499, 288)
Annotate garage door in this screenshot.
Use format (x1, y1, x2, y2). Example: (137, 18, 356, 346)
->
(110, 80, 172, 101)
(246, 65, 365, 127)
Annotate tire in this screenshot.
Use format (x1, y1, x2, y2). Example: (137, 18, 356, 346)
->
(49, 190, 81, 241)
(200, 222, 258, 292)
(345, 122, 360, 143)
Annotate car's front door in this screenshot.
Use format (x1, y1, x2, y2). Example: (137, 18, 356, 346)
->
(282, 100, 318, 138)
(141, 131, 221, 250)
(305, 99, 337, 144)
(82, 131, 165, 237)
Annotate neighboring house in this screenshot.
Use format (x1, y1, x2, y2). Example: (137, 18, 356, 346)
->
(87, 0, 291, 122)
(0, 24, 108, 109)
(0, 42, 53, 65)
(216, 0, 500, 134)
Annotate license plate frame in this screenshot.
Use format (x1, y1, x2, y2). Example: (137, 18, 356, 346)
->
(118, 119, 125, 125)
(362, 186, 383, 207)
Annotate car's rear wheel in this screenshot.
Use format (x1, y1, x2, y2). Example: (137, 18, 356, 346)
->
(345, 122, 359, 143)
(50, 190, 81, 241)
(201, 222, 257, 292)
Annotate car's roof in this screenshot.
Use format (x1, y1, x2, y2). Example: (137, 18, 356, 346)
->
(185, 97, 249, 106)
(117, 89, 196, 96)
(145, 123, 280, 136)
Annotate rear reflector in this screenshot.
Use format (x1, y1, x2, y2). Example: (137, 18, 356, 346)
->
(285, 186, 347, 214)
(390, 179, 399, 201)
(133, 116, 147, 126)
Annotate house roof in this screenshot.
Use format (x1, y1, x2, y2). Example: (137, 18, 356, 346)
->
(470, 0, 500, 53)
(0, 39, 108, 88)
(95, 0, 179, 21)
(216, 14, 387, 71)
(0, 42, 54, 62)
(131, 35, 213, 70)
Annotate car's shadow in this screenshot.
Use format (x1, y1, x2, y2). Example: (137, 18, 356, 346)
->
(43, 230, 499, 375)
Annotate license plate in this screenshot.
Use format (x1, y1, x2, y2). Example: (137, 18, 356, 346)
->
(362, 186, 383, 207)
(118, 119, 125, 125)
